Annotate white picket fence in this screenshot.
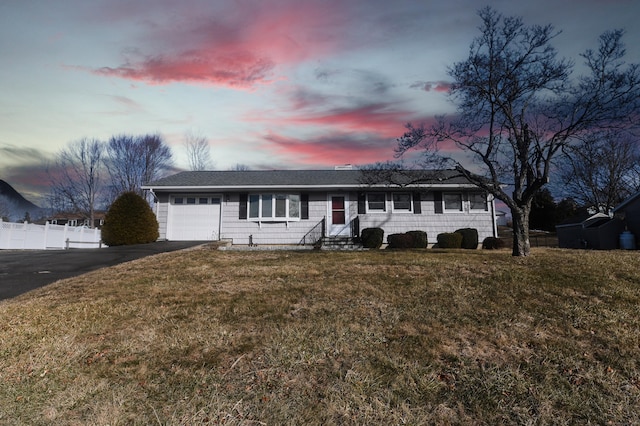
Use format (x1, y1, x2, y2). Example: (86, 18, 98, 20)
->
(0, 219, 102, 250)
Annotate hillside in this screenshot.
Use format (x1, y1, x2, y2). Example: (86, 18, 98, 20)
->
(0, 179, 42, 219)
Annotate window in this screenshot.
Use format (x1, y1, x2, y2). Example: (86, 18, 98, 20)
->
(444, 193, 463, 211)
(275, 194, 286, 217)
(186, 197, 196, 205)
(174, 197, 184, 204)
(248, 194, 301, 220)
(199, 197, 209, 204)
(289, 194, 300, 218)
(469, 192, 487, 210)
(392, 193, 412, 211)
(367, 193, 386, 212)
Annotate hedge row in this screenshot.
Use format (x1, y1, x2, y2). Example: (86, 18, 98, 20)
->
(360, 227, 505, 250)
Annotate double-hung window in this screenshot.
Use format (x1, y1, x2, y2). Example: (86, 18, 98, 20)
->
(367, 193, 386, 212)
(469, 192, 487, 211)
(392, 192, 412, 212)
(248, 194, 300, 220)
(444, 193, 463, 212)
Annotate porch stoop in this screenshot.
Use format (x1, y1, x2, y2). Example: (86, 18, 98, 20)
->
(318, 236, 364, 251)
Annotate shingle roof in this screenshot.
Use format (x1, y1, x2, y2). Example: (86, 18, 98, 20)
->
(143, 169, 477, 190)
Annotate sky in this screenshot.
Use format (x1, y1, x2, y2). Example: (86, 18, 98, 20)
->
(1, 0, 638, 204)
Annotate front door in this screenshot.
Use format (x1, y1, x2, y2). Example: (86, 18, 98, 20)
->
(328, 195, 351, 236)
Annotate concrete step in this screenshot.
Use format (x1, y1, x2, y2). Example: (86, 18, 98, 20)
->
(319, 237, 364, 251)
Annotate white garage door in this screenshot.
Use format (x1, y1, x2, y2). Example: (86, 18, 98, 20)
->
(167, 196, 221, 241)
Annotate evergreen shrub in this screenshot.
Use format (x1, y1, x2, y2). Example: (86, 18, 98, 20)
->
(406, 230, 428, 248)
(437, 232, 463, 249)
(101, 192, 159, 246)
(361, 227, 384, 249)
(387, 233, 414, 249)
(482, 237, 506, 250)
(455, 228, 479, 249)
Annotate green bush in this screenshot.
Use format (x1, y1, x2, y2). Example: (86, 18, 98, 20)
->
(482, 237, 506, 250)
(406, 230, 428, 248)
(455, 228, 479, 249)
(437, 232, 463, 249)
(361, 227, 384, 249)
(387, 233, 414, 249)
(101, 192, 159, 246)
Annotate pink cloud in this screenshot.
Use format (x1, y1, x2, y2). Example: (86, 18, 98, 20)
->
(264, 132, 396, 166)
(94, 52, 275, 88)
(90, 1, 345, 88)
(248, 103, 413, 138)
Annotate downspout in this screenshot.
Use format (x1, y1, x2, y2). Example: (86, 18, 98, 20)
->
(490, 194, 498, 238)
(148, 188, 159, 217)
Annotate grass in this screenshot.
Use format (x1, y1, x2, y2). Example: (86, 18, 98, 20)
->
(1, 246, 639, 425)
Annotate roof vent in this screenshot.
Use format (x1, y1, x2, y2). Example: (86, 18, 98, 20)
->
(334, 164, 353, 170)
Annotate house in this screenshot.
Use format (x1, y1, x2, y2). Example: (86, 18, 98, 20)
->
(44, 212, 105, 229)
(141, 169, 498, 247)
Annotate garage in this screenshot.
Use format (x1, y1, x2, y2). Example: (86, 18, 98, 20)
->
(167, 195, 221, 241)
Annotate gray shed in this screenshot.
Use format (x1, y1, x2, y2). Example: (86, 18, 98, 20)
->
(556, 213, 625, 250)
(612, 191, 640, 248)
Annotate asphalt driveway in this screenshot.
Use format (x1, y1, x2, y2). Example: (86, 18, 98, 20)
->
(0, 241, 206, 301)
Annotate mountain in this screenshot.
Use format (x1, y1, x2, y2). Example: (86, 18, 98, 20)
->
(0, 179, 42, 220)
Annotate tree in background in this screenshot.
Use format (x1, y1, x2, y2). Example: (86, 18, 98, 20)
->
(529, 189, 557, 231)
(47, 138, 104, 228)
(560, 131, 640, 213)
(105, 134, 173, 201)
(184, 132, 213, 171)
(395, 7, 640, 256)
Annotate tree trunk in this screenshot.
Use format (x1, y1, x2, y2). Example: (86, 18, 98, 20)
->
(511, 207, 531, 256)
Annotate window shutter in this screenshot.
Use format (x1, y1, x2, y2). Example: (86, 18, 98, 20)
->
(433, 191, 443, 214)
(412, 192, 422, 214)
(301, 193, 309, 219)
(239, 193, 248, 219)
(358, 192, 366, 214)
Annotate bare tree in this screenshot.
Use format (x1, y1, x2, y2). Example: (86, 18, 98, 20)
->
(184, 132, 213, 171)
(396, 8, 640, 256)
(560, 131, 640, 213)
(105, 134, 174, 201)
(48, 138, 104, 228)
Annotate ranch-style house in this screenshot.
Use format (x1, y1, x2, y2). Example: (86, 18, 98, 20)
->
(142, 168, 498, 247)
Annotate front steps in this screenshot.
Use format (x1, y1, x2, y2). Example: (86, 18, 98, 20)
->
(317, 236, 364, 251)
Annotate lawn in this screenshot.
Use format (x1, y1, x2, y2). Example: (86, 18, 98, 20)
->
(1, 247, 639, 425)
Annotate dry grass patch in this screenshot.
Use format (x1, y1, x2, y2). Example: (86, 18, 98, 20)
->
(1, 248, 639, 424)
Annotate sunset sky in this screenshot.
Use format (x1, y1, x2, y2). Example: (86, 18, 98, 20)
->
(1, 0, 638, 203)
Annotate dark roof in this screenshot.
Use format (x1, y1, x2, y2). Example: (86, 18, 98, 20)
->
(143, 169, 478, 190)
(613, 190, 640, 213)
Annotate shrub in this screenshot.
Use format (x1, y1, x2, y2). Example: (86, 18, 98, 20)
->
(101, 192, 159, 246)
(361, 227, 384, 249)
(406, 230, 428, 248)
(387, 233, 415, 249)
(482, 237, 507, 250)
(437, 232, 463, 249)
(455, 228, 479, 249)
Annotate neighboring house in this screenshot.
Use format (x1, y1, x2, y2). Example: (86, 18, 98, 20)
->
(45, 212, 105, 229)
(142, 169, 498, 247)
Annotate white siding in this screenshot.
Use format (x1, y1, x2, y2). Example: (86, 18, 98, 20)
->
(153, 190, 495, 245)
